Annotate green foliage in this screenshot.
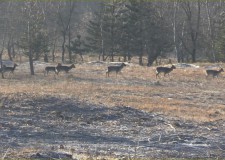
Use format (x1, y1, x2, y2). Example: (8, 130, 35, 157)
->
(20, 28, 50, 60)
(125, 0, 173, 65)
(85, 1, 173, 64)
(67, 35, 85, 55)
(85, 1, 126, 61)
(85, 2, 105, 53)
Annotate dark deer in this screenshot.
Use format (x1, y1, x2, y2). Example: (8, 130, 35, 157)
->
(106, 63, 126, 77)
(0, 63, 18, 78)
(44, 63, 61, 76)
(206, 68, 224, 78)
(156, 65, 176, 78)
(1, 63, 18, 74)
(56, 63, 75, 74)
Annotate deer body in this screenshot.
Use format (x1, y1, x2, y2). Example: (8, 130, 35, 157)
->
(106, 63, 126, 77)
(206, 68, 224, 78)
(156, 65, 176, 78)
(1, 63, 18, 74)
(56, 64, 75, 74)
(45, 66, 57, 76)
(44, 63, 62, 76)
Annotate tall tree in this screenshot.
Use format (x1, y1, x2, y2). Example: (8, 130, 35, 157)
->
(67, 35, 85, 62)
(215, 26, 225, 61)
(85, 1, 125, 62)
(180, 1, 201, 62)
(125, 0, 146, 65)
(20, 1, 49, 75)
(85, 2, 106, 61)
(103, 0, 124, 62)
(126, 0, 172, 66)
(57, 1, 76, 63)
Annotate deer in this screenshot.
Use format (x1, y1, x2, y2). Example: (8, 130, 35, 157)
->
(44, 63, 61, 76)
(156, 65, 176, 78)
(1, 63, 18, 74)
(0, 63, 18, 78)
(56, 63, 75, 75)
(106, 62, 126, 77)
(205, 68, 224, 78)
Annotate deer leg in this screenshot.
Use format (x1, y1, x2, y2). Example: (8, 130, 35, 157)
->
(156, 72, 159, 78)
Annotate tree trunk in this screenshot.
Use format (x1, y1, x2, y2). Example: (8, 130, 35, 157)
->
(139, 53, 143, 66)
(12, 39, 16, 58)
(44, 53, 48, 62)
(7, 39, 13, 61)
(29, 50, 35, 75)
(179, 21, 186, 63)
(123, 55, 127, 62)
(147, 48, 160, 66)
(147, 56, 155, 66)
(52, 38, 57, 62)
(111, 52, 114, 62)
(79, 53, 84, 62)
(61, 31, 66, 63)
(100, 20, 104, 61)
(101, 52, 105, 61)
(68, 25, 72, 63)
(0, 49, 4, 79)
(191, 1, 200, 63)
(181, 1, 201, 63)
(173, 0, 179, 62)
(206, 0, 216, 62)
(58, 1, 76, 63)
(127, 52, 131, 62)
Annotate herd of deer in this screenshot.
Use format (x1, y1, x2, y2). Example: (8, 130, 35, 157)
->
(44, 63, 76, 76)
(155, 64, 224, 78)
(0, 62, 224, 79)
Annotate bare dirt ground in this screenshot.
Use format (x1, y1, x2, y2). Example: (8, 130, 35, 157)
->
(0, 61, 225, 159)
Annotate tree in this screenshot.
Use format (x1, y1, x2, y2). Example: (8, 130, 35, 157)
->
(102, 0, 124, 62)
(203, 1, 225, 62)
(85, 0, 125, 62)
(0, 1, 13, 78)
(116, 1, 132, 62)
(180, 1, 201, 63)
(85, 2, 106, 61)
(215, 17, 225, 62)
(126, 0, 172, 66)
(125, 0, 147, 65)
(67, 35, 85, 62)
(19, 1, 49, 75)
(57, 1, 77, 63)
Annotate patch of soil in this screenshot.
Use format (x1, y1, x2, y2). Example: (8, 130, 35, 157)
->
(0, 93, 225, 159)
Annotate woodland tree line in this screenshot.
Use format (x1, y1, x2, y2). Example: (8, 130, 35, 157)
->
(1, 1, 225, 74)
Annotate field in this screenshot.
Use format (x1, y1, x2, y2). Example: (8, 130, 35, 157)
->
(0, 60, 225, 159)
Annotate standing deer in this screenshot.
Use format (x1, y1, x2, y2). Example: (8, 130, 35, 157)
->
(156, 65, 176, 78)
(1, 63, 18, 74)
(0, 63, 18, 78)
(206, 68, 224, 78)
(44, 63, 61, 76)
(56, 63, 75, 74)
(106, 63, 126, 77)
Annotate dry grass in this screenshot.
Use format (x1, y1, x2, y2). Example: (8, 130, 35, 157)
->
(0, 60, 225, 123)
